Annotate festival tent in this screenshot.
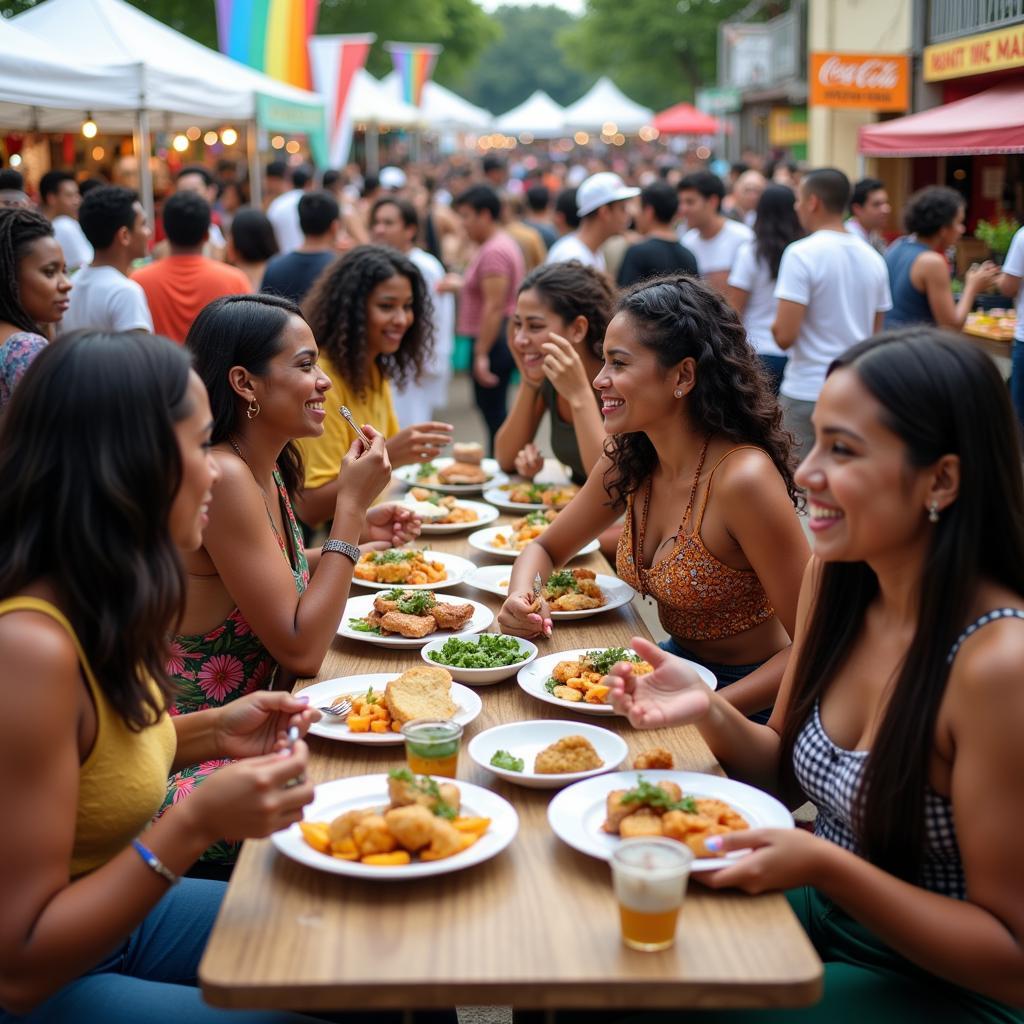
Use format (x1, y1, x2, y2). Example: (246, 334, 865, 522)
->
(381, 71, 492, 132)
(562, 77, 653, 134)
(858, 81, 1024, 156)
(496, 90, 566, 139)
(347, 71, 422, 128)
(652, 103, 721, 136)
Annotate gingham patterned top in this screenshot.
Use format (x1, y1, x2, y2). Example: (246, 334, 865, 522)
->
(793, 607, 1024, 901)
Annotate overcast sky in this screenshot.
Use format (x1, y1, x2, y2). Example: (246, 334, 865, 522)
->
(477, 0, 585, 14)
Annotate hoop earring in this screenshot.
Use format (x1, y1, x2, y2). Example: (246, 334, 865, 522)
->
(674, 389, 683, 399)
(246, 399, 261, 420)
(928, 501, 940, 523)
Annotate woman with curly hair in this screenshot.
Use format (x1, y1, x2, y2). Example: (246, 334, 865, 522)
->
(885, 186, 999, 329)
(495, 260, 615, 485)
(499, 274, 809, 722)
(295, 244, 453, 526)
(0, 207, 72, 412)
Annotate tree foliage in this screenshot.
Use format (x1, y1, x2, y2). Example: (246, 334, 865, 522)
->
(455, 4, 596, 115)
(561, 0, 748, 110)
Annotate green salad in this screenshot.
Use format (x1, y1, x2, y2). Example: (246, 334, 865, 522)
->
(427, 633, 529, 669)
(490, 749, 524, 772)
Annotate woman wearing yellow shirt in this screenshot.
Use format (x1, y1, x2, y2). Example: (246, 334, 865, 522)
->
(295, 245, 454, 526)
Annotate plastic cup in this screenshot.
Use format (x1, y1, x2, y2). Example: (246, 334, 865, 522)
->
(401, 719, 463, 778)
(611, 838, 694, 952)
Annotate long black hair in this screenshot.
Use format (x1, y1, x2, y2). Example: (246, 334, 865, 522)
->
(186, 293, 305, 498)
(603, 274, 799, 511)
(753, 184, 803, 281)
(302, 244, 433, 396)
(0, 332, 194, 729)
(0, 206, 55, 334)
(779, 328, 1024, 883)
(230, 207, 279, 263)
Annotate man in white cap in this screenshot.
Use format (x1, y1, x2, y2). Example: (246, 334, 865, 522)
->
(545, 171, 639, 273)
(379, 165, 407, 192)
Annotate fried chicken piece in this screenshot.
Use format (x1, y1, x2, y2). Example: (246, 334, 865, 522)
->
(549, 593, 603, 612)
(378, 610, 436, 638)
(387, 776, 461, 817)
(633, 748, 675, 771)
(552, 684, 583, 702)
(430, 601, 475, 631)
(424, 817, 464, 859)
(552, 659, 585, 683)
(661, 808, 715, 843)
(695, 798, 749, 831)
(438, 461, 487, 485)
(619, 809, 665, 838)
(328, 808, 373, 847)
(383, 804, 435, 852)
(657, 780, 683, 803)
(603, 790, 633, 832)
(352, 814, 398, 856)
(376, 562, 413, 583)
(438, 783, 461, 816)
(572, 568, 596, 581)
(685, 825, 732, 858)
(534, 735, 604, 774)
(373, 594, 401, 614)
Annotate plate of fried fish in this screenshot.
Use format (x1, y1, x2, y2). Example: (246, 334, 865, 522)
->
(338, 590, 493, 648)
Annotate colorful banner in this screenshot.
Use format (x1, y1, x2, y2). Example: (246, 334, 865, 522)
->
(385, 42, 442, 108)
(924, 24, 1024, 82)
(217, 0, 320, 90)
(308, 34, 375, 167)
(809, 53, 910, 112)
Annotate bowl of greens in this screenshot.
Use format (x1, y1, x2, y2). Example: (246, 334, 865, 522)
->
(420, 632, 538, 685)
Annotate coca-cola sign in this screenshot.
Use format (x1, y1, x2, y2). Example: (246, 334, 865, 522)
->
(810, 52, 910, 111)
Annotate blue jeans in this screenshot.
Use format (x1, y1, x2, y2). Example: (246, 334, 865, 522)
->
(757, 354, 787, 395)
(1011, 339, 1024, 431)
(658, 636, 772, 725)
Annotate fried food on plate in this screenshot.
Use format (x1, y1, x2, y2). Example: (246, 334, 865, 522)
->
(534, 735, 605, 774)
(544, 648, 653, 706)
(379, 610, 436, 638)
(438, 461, 488, 485)
(353, 549, 447, 585)
(633, 748, 675, 771)
(385, 666, 457, 726)
(409, 488, 479, 524)
(350, 590, 474, 639)
(542, 568, 606, 611)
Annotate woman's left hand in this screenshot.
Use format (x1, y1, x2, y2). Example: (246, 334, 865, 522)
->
(215, 691, 320, 760)
(700, 827, 831, 894)
(542, 332, 592, 404)
(360, 502, 422, 551)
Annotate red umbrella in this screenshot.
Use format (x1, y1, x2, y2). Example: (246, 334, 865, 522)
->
(652, 102, 720, 135)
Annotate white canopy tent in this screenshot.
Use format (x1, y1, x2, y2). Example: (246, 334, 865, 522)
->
(562, 77, 653, 134)
(380, 71, 492, 133)
(347, 71, 422, 128)
(495, 90, 565, 139)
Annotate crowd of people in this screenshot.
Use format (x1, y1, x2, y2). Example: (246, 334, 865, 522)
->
(0, 145, 1022, 1024)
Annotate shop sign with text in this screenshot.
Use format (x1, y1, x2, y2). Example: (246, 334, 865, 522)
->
(924, 24, 1024, 81)
(809, 53, 910, 111)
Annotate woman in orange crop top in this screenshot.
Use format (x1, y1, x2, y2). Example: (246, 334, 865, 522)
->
(500, 274, 809, 721)
(0, 333, 324, 1022)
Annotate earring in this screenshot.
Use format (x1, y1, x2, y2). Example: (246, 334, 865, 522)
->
(246, 399, 261, 420)
(928, 501, 940, 523)
(674, 389, 683, 398)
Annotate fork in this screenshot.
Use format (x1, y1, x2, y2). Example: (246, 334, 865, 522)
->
(317, 696, 352, 718)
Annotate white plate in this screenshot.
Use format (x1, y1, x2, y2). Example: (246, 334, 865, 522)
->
(403, 499, 500, 535)
(350, 549, 476, 591)
(468, 720, 628, 789)
(337, 592, 494, 648)
(273, 774, 518, 879)
(517, 647, 717, 716)
(547, 770, 794, 871)
(420, 633, 538, 686)
(464, 566, 636, 620)
(299, 674, 483, 744)
(467, 526, 599, 562)
(481, 482, 579, 512)
(394, 457, 509, 495)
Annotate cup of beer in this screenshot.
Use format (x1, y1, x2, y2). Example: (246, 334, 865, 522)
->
(611, 838, 694, 951)
(401, 719, 463, 778)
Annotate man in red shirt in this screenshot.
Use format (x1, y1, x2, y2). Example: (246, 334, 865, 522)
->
(132, 191, 251, 343)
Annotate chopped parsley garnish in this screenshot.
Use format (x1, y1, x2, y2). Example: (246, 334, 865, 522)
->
(545, 569, 578, 591)
(348, 617, 382, 635)
(370, 549, 417, 564)
(387, 768, 457, 819)
(524, 510, 550, 525)
(584, 647, 641, 675)
(416, 461, 437, 479)
(620, 775, 698, 814)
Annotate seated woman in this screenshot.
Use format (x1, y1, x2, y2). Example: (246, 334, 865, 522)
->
(0, 206, 72, 412)
(499, 275, 809, 722)
(494, 260, 614, 485)
(294, 244, 455, 527)
(607, 328, 1024, 1023)
(885, 186, 999, 330)
(168, 293, 416, 867)
(0, 332, 319, 1022)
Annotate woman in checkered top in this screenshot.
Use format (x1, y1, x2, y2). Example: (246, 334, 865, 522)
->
(608, 327, 1024, 1021)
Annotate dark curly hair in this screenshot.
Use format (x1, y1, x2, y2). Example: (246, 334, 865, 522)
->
(302, 244, 433, 396)
(0, 206, 55, 334)
(603, 274, 800, 511)
(518, 259, 615, 359)
(903, 186, 964, 238)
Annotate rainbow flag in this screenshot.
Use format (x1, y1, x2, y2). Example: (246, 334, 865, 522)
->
(216, 0, 320, 91)
(385, 42, 442, 108)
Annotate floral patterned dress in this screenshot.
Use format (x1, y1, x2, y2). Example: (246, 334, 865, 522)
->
(0, 331, 48, 413)
(158, 469, 310, 865)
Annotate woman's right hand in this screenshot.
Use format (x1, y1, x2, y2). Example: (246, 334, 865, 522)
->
(338, 424, 392, 511)
(497, 591, 552, 639)
(606, 635, 712, 729)
(183, 741, 314, 843)
(514, 443, 544, 479)
(385, 421, 454, 467)
(966, 260, 1000, 292)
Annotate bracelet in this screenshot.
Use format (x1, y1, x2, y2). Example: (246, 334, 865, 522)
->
(131, 838, 180, 887)
(322, 538, 360, 564)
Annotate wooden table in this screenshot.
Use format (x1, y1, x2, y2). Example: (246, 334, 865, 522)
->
(200, 518, 823, 1013)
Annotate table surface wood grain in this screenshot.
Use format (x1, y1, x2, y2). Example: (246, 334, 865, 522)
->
(199, 511, 822, 1012)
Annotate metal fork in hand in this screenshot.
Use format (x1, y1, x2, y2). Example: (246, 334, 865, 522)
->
(317, 696, 352, 718)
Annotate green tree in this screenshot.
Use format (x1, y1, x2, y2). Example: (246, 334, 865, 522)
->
(561, 0, 748, 110)
(456, 4, 595, 115)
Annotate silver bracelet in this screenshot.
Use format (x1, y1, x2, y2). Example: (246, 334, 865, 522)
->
(131, 838, 179, 886)
(322, 538, 360, 564)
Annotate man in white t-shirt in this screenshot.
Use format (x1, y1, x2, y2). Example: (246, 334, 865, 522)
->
(773, 168, 892, 455)
(267, 165, 314, 254)
(60, 185, 153, 336)
(998, 225, 1024, 428)
(844, 176, 891, 254)
(545, 172, 639, 273)
(371, 195, 456, 426)
(678, 171, 753, 293)
(38, 170, 93, 272)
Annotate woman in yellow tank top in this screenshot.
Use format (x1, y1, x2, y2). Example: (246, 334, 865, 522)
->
(499, 274, 810, 721)
(0, 332, 324, 1023)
